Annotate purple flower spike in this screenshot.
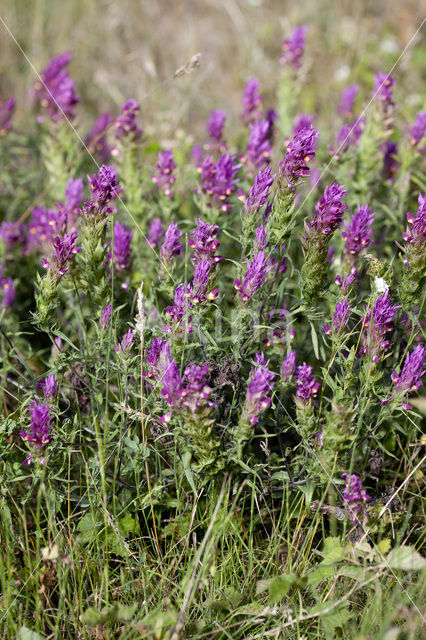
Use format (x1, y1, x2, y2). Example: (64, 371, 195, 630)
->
(40, 374, 58, 401)
(189, 218, 221, 262)
(115, 328, 135, 354)
(374, 72, 396, 106)
(311, 182, 347, 235)
(85, 112, 112, 160)
(160, 222, 182, 263)
(342, 473, 370, 524)
(206, 109, 226, 142)
(151, 149, 177, 198)
(342, 204, 375, 256)
(0, 221, 25, 251)
(166, 283, 192, 330)
(242, 78, 263, 125)
(65, 177, 84, 213)
(0, 97, 15, 134)
(242, 352, 275, 424)
(100, 304, 112, 330)
(281, 126, 319, 184)
(234, 251, 271, 303)
(198, 152, 241, 212)
(410, 112, 426, 146)
(329, 297, 351, 335)
(292, 114, 315, 135)
(243, 166, 275, 216)
(157, 344, 182, 407)
(404, 193, 426, 245)
(335, 117, 364, 154)
(147, 218, 163, 248)
(254, 226, 268, 251)
(190, 260, 217, 305)
(112, 222, 133, 272)
(295, 363, 320, 403)
(88, 165, 122, 207)
(1, 277, 15, 309)
(280, 26, 307, 68)
(20, 401, 53, 450)
(114, 99, 142, 140)
(34, 52, 79, 120)
(42, 232, 80, 276)
(362, 292, 401, 362)
(246, 119, 272, 172)
(145, 337, 168, 379)
(392, 345, 425, 394)
(281, 351, 296, 382)
(337, 84, 358, 119)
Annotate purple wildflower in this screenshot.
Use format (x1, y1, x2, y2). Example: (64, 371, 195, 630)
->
(335, 268, 358, 295)
(114, 99, 142, 140)
(342, 473, 370, 524)
(100, 304, 112, 330)
(160, 222, 182, 263)
(198, 152, 241, 212)
(254, 226, 268, 251)
(34, 52, 79, 120)
(265, 109, 278, 143)
(85, 112, 112, 160)
(292, 114, 315, 135)
(20, 401, 53, 453)
(181, 363, 214, 414)
(295, 363, 320, 403)
(410, 112, 426, 146)
(87, 165, 122, 208)
(206, 109, 226, 143)
(242, 78, 263, 125)
(41, 232, 80, 275)
(337, 84, 358, 119)
(151, 149, 177, 198)
(27, 207, 58, 249)
(234, 252, 271, 303)
(0, 97, 15, 133)
(190, 260, 218, 304)
(335, 117, 364, 154)
(311, 182, 348, 235)
(382, 141, 399, 180)
(112, 222, 133, 272)
(115, 328, 135, 354)
(391, 345, 425, 394)
(147, 218, 163, 248)
(404, 193, 426, 245)
(342, 204, 375, 255)
(65, 177, 84, 213)
(324, 298, 351, 336)
(281, 126, 319, 184)
(241, 166, 275, 216)
(373, 72, 396, 106)
(40, 375, 58, 401)
(188, 218, 221, 262)
(1, 277, 15, 309)
(246, 119, 272, 172)
(166, 283, 192, 329)
(145, 337, 168, 379)
(157, 345, 182, 407)
(0, 221, 25, 251)
(281, 351, 296, 382)
(362, 292, 401, 362)
(242, 352, 275, 424)
(280, 26, 307, 68)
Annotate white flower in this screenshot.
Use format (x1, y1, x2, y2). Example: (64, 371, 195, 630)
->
(374, 277, 389, 294)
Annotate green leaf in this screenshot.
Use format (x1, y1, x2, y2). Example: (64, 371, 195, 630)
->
(386, 546, 426, 571)
(310, 322, 320, 359)
(268, 573, 297, 604)
(322, 537, 345, 564)
(118, 513, 140, 537)
(182, 450, 197, 493)
(307, 564, 334, 587)
(17, 628, 45, 640)
(81, 603, 138, 626)
(377, 539, 391, 555)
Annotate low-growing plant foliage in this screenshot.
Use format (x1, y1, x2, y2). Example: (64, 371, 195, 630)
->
(0, 23, 425, 640)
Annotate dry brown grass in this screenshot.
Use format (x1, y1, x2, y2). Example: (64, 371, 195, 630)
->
(0, 0, 424, 138)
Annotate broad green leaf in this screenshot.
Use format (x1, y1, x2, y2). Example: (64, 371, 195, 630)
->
(387, 546, 426, 571)
(17, 628, 45, 640)
(268, 573, 297, 604)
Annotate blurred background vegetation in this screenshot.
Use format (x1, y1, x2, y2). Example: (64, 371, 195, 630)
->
(0, 0, 425, 140)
